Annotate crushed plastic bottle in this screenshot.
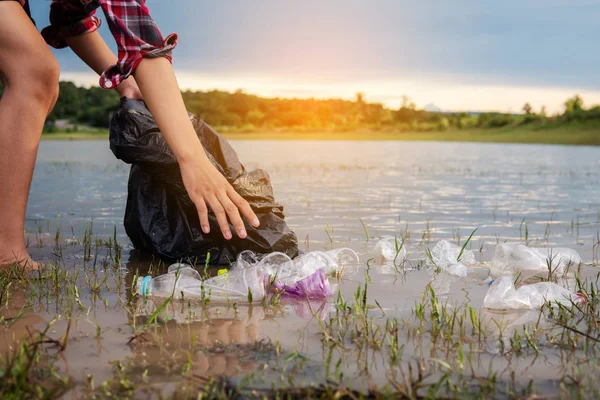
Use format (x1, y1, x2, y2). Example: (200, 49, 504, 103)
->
(373, 237, 407, 264)
(258, 248, 359, 285)
(489, 243, 582, 279)
(483, 276, 583, 310)
(195, 262, 266, 302)
(425, 240, 475, 277)
(137, 262, 266, 302)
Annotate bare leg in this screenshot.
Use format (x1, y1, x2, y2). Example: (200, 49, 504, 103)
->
(0, 3, 60, 271)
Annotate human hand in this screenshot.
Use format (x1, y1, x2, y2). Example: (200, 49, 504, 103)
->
(179, 155, 259, 240)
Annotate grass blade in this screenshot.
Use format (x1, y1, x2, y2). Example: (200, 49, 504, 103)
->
(457, 228, 478, 261)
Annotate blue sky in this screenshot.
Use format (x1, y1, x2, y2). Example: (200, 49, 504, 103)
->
(30, 1, 600, 112)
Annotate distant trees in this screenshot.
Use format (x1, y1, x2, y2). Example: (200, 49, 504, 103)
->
(565, 95, 584, 114)
(35, 82, 600, 132)
(48, 81, 120, 128)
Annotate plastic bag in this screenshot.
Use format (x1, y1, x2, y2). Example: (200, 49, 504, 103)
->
(109, 98, 298, 264)
(426, 240, 475, 277)
(483, 276, 583, 310)
(489, 243, 581, 279)
(373, 237, 407, 264)
(267, 268, 331, 300)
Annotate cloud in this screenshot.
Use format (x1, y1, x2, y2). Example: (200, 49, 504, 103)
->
(33, 0, 600, 111)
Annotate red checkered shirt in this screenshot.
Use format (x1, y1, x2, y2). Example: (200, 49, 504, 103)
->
(40, 0, 178, 89)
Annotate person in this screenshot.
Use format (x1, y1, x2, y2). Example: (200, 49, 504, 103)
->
(0, 0, 259, 271)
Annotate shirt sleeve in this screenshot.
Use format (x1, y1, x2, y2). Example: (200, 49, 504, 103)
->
(96, 0, 178, 89)
(42, 0, 178, 90)
(41, 1, 102, 49)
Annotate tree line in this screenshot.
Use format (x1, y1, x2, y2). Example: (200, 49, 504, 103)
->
(2, 81, 598, 132)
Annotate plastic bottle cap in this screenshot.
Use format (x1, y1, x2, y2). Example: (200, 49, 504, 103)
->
(140, 276, 151, 297)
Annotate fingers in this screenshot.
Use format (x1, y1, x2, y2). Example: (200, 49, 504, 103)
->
(227, 189, 260, 228)
(194, 197, 210, 234)
(206, 196, 232, 240)
(192, 186, 260, 240)
(217, 192, 247, 239)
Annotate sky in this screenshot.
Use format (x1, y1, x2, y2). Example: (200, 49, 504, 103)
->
(30, 0, 600, 113)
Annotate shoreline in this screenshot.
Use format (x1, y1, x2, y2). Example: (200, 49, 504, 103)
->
(41, 124, 600, 146)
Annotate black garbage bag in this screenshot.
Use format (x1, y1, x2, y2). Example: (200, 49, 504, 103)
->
(109, 98, 298, 265)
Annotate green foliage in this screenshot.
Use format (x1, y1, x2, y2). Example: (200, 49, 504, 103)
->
(48, 82, 121, 128)
(20, 82, 600, 134)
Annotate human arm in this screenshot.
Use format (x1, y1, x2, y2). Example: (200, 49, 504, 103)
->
(43, 0, 259, 239)
(134, 57, 260, 240)
(65, 31, 141, 99)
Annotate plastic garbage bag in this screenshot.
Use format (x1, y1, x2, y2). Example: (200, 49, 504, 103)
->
(489, 243, 581, 279)
(483, 276, 583, 310)
(426, 240, 475, 277)
(109, 98, 298, 264)
(373, 237, 407, 264)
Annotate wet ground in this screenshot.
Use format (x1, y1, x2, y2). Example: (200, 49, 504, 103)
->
(4, 140, 600, 398)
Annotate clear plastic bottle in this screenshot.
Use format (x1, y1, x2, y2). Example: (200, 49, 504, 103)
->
(136, 262, 266, 302)
(136, 263, 203, 299)
(195, 262, 266, 302)
(373, 237, 407, 263)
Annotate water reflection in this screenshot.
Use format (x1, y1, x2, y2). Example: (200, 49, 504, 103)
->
(10, 140, 600, 393)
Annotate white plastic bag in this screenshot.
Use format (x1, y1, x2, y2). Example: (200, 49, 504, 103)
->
(426, 240, 475, 277)
(483, 276, 582, 310)
(489, 243, 581, 279)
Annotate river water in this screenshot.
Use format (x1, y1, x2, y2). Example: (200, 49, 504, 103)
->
(9, 140, 600, 396)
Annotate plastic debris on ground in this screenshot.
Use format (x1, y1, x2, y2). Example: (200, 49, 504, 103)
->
(483, 276, 584, 310)
(136, 248, 360, 303)
(489, 243, 582, 279)
(425, 240, 475, 277)
(373, 237, 407, 264)
(136, 262, 266, 302)
(110, 98, 298, 264)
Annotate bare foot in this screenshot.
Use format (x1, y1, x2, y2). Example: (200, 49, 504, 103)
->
(0, 252, 44, 274)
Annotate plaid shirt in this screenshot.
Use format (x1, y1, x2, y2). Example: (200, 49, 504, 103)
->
(36, 0, 178, 89)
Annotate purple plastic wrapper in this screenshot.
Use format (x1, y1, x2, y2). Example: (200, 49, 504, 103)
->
(267, 268, 331, 299)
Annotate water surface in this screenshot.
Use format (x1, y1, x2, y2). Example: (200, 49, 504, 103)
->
(11, 140, 600, 397)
